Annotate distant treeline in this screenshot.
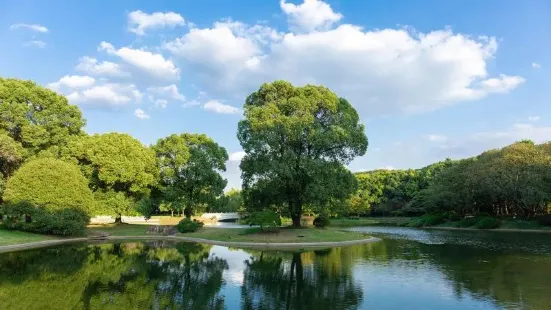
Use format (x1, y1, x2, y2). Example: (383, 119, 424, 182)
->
(349, 140, 551, 218)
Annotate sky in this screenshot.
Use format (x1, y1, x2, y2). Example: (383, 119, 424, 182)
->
(1, 0, 550, 189)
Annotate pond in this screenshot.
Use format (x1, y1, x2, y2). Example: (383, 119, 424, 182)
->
(0, 227, 550, 310)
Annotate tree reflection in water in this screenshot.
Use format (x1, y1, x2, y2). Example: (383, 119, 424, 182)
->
(241, 249, 363, 310)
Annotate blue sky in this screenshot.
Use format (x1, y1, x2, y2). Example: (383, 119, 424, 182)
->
(1, 0, 550, 189)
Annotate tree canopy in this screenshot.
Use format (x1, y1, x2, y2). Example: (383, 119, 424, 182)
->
(3, 157, 95, 213)
(154, 133, 228, 218)
(238, 81, 368, 226)
(0, 78, 85, 155)
(62, 133, 158, 219)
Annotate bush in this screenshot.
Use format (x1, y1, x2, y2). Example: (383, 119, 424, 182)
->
(313, 216, 330, 228)
(246, 210, 281, 231)
(474, 217, 500, 229)
(176, 218, 204, 233)
(2, 201, 90, 236)
(456, 217, 479, 228)
(537, 215, 551, 226)
(3, 158, 95, 213)
(421, 214, 446, 226)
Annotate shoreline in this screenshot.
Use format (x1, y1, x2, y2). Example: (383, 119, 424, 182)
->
(426, 226, 551, 233)
(0, 235, 380, 254)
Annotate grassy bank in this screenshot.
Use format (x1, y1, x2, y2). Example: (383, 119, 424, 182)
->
(88, 224, 370, 243)
(0, 229, 57, 246)
(329, 217, 412, 227)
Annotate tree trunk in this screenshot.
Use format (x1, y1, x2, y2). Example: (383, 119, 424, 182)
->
(115, 214, 122, 224)
(184, 207, 192, 218)
(291, 214, 301, 228)
(171, 210, 174, 217)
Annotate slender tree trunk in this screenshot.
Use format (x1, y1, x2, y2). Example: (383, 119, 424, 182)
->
(290, 199, 303, 228)
(115, 214, 122, 224)
(184, 205, 192, 218)
(171, 210, 174, 217)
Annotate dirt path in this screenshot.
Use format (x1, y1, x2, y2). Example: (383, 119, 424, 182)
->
(0, 235, 380, 253)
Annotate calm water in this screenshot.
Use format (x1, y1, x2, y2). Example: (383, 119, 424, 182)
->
(1, 227, 550, 310)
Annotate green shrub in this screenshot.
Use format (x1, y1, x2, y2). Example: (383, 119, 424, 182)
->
(457, 217, 479, 228)
(421, 214, 446, 226)
(3, 158, 95, 213)
(176, 218, 204, 233)
(474, 217, 500, 229)
(405, 218, 425, 227)
(2, 201, 90, 236)
(313, 216, 330, 228)
(537, 215, 551, 226)
(246, 210, 281, 231)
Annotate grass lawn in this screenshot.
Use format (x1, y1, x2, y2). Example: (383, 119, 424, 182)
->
(330, 217, 411, 227)
(87, 224, 370, 243)
(0, 229, 57, 246)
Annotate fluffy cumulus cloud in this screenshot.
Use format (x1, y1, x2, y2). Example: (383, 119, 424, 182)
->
(48, 75, 96, 91)
(66, 83, 142, 106)
(280, 0, 342, 32)
(163, 2, 524, 116)
(75, 56, 129, 77)
(147, 84, 186, 102)
(203, 100, 239, 114)
(10, 23, 48, 33)
(23, 40, 46, 48)
(99, 41, 180, 80)
(229, 151, 246, 161)
(128, 10, 185, 35)
(134, 108, 150, 119)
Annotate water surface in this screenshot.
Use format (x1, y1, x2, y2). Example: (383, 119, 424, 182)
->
(0, 227, 550, 309)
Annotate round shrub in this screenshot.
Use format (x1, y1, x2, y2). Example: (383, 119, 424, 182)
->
(313, 216, 330, 228)
(422, 214, 446, 226)
(176, 218, 204, 233)
(474, 217, 500, 229)
(457, 217, 479, 228)
(3, 158, 95, 213)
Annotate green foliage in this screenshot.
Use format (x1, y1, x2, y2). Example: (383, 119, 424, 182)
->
(3, 158, 95, 213)
(1, 201, 89, 236)
(246, 210, 282, 231)
(537, 215, 551, 226)
(176, 218, 204, 233)
(474, 217, 501, 229)
(0, 77, 85, 156)
(238, 81, 367, 227)
(63, 133, 158, 218)
(456, 217, 479, 228)
(313, 215, 330, 228)
(0, 133, 25, 178)
(154, 133, 227, 218)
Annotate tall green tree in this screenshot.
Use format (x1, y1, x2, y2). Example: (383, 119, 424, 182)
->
(0, 133, 25, 201)
(0, 77, 85, 155)
(238, 81, 368, 227)
(63, 133, 158, 221)
(154, 134, 228, 218)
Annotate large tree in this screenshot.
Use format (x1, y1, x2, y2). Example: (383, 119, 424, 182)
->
(63, 133, 158, 221)
(154, 133, 228, 218)
(0, 77, 85, 155)
(238, 81, 368, 227)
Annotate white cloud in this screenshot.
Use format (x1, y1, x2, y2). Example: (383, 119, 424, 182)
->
(99, 41, 179, 80)
(134, 108, 150, 119)
(528, 116, 540, 122)
(154, 99, 168, 108)
(377, 166, 395, 170)
(23, 40, 46, 48)
(64, 83, 142, 107)
(280, 0, 342, 32)
(147, 84, 186, 101)
(425, 134, 448, 143)
(128, 10, 185, 35)
(166, 20, 524, 116)
(203, 100, 239, 114)
(75, 56, 129, 77)
(229, 151, 246, 161)
(183, 100, 201, 108)
(48, 75, 95, 91)
(10, 23, 48, 33)
(532, 62, 541, 69)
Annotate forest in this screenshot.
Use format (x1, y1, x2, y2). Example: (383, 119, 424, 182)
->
(0, 77, 550, 236)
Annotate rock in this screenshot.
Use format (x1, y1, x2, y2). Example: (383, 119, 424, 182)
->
(146, 225, 177, 236)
